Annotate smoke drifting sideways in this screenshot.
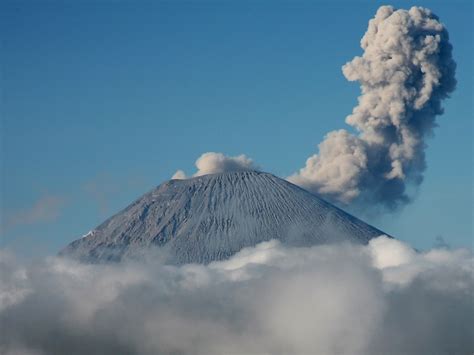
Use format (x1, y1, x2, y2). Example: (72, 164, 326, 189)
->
(172, 152, 258, 179)
(1, 237, 472, 355)
(289, 6, 456, 210)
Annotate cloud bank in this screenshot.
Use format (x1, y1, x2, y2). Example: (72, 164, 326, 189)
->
(1, 236, 472, 355)
(172, 152, 258, 179)
(289, 6, 456, 210)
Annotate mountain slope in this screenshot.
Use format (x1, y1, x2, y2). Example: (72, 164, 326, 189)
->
(61, 171, 386, 264)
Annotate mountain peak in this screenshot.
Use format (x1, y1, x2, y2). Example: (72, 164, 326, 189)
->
(61, 171, 386, 264)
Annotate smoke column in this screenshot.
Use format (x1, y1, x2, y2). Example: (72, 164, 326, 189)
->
(289, 6, 456, 210)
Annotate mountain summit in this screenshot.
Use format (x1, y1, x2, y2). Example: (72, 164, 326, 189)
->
(61, 171, 386, 264)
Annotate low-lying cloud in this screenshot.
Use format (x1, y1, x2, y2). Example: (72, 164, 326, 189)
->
(1, 236, 472, 355)
(172, 152, 258, 179)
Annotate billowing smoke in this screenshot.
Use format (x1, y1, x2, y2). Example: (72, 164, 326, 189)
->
(172, 152, 258, 179)
(289, 6, 456, 209)
(1, 236, 472, 355)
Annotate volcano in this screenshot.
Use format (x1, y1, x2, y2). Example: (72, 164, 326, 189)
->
(61, 171, 386, 264)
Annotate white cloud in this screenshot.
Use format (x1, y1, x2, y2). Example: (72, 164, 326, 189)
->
(171, 169, 187, 180)
(172, 152, 258, 179)
(1, 236, 472, 355)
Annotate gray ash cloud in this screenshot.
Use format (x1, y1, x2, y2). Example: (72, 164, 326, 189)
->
(290, 6, 456, 211)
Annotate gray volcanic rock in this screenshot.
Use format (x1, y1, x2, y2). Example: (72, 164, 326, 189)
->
(61, 171, 386, 264)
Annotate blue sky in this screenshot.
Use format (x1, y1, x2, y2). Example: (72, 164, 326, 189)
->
(1, 0, 472, 258)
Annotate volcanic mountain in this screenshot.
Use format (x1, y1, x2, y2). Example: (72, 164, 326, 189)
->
(61, 171, 386, 264)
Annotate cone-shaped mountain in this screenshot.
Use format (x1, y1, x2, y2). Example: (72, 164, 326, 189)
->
(61, 171, 386, 264)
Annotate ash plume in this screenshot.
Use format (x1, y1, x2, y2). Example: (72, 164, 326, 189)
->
(289, 6, 456, 210)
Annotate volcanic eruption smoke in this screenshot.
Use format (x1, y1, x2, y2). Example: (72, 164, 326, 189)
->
(289, 6, 456, 210)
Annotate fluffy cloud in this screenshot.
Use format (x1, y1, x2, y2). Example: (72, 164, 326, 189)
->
(172, 152, 258, 179)
(290, 6, 456, 210)
(1, 236, 472, 355)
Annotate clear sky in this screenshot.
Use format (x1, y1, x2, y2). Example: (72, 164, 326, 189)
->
(1, 0, 472, 258)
